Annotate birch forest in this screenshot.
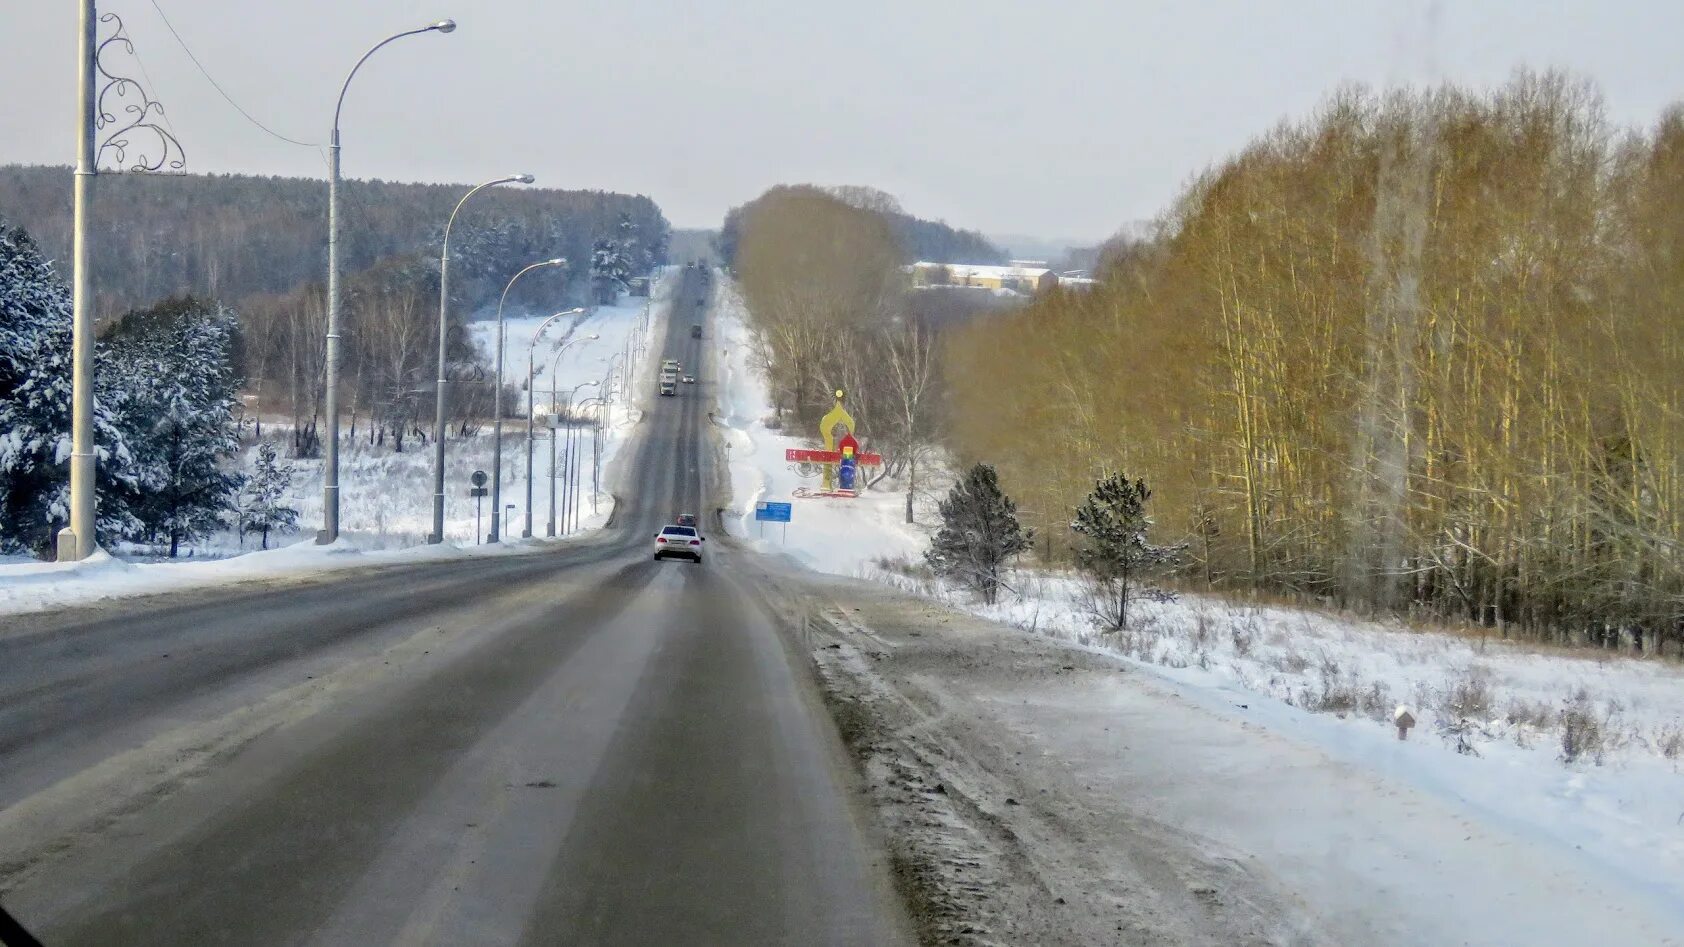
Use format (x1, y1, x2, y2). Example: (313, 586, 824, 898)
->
(945, 73, 1684, 652)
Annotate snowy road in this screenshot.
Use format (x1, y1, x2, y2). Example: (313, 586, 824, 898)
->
(0, 271, 910, 946)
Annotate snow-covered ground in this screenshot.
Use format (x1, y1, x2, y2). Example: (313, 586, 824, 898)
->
(711, 272, 1684, 942)
(0, 273, 672, 616)
(711, 278, 931, 572)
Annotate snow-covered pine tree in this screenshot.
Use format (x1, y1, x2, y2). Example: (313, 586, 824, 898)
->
(239, 443, 298, 549)
(0, 218, 141, 556)
(102, 297, 244, 557)
(617, 212, 640, 270)
(591, 238, 632, 304)
(1070, 473, 1184, 630)
(925, 462, 1032, 605)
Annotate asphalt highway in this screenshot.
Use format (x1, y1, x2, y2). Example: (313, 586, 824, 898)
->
(0, 269, 910, 946)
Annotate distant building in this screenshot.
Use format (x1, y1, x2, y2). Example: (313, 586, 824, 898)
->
(909, 261, 1059, 294)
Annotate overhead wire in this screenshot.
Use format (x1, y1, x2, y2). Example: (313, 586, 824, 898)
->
(144, 0, 323, 150)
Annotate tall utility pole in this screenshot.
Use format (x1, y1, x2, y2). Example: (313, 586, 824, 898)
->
(59, 0, 98, 562)
(319, 19, 455, 545)
(430, 173, 534, 543)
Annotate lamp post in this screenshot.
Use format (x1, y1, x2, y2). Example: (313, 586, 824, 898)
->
(575, 396, 608, 519)
(525, 317, 593, 537)
(487, 257, 565, 542)
(429, 172, 534, 543)
(59, 0, 98, 561)
(319, 17, 456, 546)
(551, 380, 598, 536)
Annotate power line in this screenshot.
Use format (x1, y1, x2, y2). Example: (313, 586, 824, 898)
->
(145, 0, 322, 149)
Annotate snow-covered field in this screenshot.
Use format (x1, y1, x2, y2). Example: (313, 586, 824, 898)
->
(710, 272, 1684, 937)
(0, 274, 672, 616)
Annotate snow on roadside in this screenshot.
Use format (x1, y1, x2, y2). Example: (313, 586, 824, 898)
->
(929, 572, 1684, 920)
(0, 273, 673, 617)
(711, 277, 930, 573)
(710, 273, 1684, 926)
(0, 535, 549, 619)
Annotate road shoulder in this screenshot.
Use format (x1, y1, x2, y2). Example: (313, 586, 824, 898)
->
(738, 562, 1318, 947)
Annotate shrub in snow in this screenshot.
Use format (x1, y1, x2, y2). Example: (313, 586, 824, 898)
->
(925, 463, 1031, 606)
(0, 218, 141, 555)
(1656, 723, 1682, 760)
(1070, 473, 1184, 630)
(1436, 716, 1484, 757)
(1437, 667, 1495, 721)
(1559, 691, 1606, 765)
(239, 443, 299, 549)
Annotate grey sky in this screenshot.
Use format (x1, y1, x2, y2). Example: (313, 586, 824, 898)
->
(3, 1, 1680, 243)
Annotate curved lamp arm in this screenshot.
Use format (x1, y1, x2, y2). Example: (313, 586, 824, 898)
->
(334, 20, 455, 133)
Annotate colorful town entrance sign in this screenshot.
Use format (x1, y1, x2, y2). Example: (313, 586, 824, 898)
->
(784, 389, 881, 497)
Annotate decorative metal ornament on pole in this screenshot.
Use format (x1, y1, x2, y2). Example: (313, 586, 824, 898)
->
(60, 6, 187, 561)
(320, 19, 456, 546)
(431, 172, 534, 544)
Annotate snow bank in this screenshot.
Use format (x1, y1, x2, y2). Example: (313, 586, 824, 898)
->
(711, 273, 1684, 923)
(0, 533, 553, 618)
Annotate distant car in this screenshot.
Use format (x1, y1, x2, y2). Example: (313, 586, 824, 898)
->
(681, 375, 695, 384)
(675, 513, 698, 527)
(653, 525, 705, 562)
(690, 323, 702, 339)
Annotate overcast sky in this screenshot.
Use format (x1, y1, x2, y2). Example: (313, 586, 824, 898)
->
(3, 2, 1681, 245)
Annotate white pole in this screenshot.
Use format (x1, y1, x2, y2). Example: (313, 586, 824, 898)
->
(61, 0, 98, 561)
(488, 259, 563, 542)
(431, 173, 533, 543)
(547, 421, 558, 537)
(322, 20, 455, 545)
(320, 126, 342, 544)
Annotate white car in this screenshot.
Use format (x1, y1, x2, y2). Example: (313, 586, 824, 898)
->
(681, 375, 695, 384)
(653, 525, 705, 562)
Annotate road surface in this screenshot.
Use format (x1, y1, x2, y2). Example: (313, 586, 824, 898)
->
(0, 270, 911, 946)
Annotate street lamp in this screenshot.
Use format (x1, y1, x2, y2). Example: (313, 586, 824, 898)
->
(575, 395, 609, 522)
(319, 17, 455, 545)
(429, 172, 534, 543)
(488, 257, 566, 542)
(525, 316, 594, 537)
(551, 379, 598, 537)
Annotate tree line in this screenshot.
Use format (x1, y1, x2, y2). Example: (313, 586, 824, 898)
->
(728, 186, 993, 515)
(718, 184, 1005, 269)
(2, 219, 289, 556)
(0, 165, 669, 454)
(943, 71, 1684, 653)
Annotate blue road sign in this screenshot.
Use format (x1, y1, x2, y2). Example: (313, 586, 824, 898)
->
(755, 501, 792, 523)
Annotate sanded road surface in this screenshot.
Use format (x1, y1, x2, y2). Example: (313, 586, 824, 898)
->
(0, 270, 910, 946)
